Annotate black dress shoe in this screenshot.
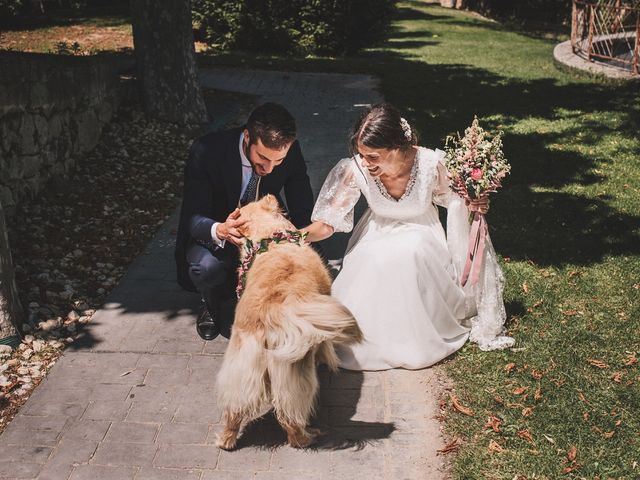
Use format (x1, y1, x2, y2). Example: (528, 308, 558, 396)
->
(196, 305, 219, 341)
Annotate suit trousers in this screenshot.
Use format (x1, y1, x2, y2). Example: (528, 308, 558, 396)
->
(186, 242, 238, 337)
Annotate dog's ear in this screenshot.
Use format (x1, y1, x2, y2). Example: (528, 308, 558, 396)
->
(260, 194, 279, 213)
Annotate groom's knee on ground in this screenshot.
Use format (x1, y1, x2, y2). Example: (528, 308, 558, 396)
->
(188, 254, 230, 289)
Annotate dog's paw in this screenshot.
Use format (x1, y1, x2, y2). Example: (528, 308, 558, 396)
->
(216, 434, 238, 451)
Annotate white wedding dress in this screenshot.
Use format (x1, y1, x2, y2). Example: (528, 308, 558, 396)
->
(312, 147, 514, 371)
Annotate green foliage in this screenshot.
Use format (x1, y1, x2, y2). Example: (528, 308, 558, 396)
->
(0, 0, 27, 19)
(192, 0, 398, 55)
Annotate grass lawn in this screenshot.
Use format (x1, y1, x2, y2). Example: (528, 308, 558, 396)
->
(3, 1, 638, 477)
(202, 3, 640, 478)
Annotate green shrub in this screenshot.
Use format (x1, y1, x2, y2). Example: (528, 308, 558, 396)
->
(192, 0, 398, 55)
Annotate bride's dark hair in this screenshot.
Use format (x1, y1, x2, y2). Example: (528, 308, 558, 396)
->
(349, 103, 418, 156)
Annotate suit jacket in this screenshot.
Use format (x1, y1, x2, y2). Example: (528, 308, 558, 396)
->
(175, 127, 315, 291)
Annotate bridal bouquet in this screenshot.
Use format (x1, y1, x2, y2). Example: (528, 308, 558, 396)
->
(444, 117, 510, 287)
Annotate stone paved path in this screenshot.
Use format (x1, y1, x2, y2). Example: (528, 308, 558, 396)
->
(0, 68, 450, 479)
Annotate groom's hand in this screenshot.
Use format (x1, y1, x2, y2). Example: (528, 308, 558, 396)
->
(216, 209, 247, 246)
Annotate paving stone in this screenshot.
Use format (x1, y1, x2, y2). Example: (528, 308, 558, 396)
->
(83, 400, 131, 421)
(126, 399, 177, 423)
(270, 446, 332, 474)
(136, 353, 191, 370)
(69, 464, 137, 480)
(3, 414, 70, 434)
(331, 447, 385, 479)
(157, 423, 209, 444)
(104, 422, 159, 443)
(136, 467, 202, 480)
(254, 473, 325, 480)
(61, 420, 111, 441)
(0, 444, 52, 464)
(91, 441, 157, 467)
(0, 462, 42, 479)
(46, 438, 99, 465)
(200, 471, 252, 480)
(0, 426, 61, 446)
(153, 338, 205, 355)
(217, 448, 271, 472)
(173, 402, 222, 424)
(145, 367, 190, 387)
(154, 444, 220, 469)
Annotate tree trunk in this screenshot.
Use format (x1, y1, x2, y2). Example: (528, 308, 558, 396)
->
(130, 0, 207, 125)
(0, 199, 23, 346)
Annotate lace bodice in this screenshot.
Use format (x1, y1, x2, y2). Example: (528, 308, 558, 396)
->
(312, 147, 452, 232)
(312, 146, 514, 352)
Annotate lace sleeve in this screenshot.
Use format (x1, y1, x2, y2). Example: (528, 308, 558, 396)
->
(311, 158, 361, 233)
(432, 148, 455, 207)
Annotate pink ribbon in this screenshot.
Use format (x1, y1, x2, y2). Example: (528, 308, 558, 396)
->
(460, 212, 487, 287)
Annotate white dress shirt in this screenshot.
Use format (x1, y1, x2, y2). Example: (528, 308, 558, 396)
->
(210, 132, 253, 247)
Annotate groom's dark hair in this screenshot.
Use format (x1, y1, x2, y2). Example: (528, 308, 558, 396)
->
(246, 103, 297, 149)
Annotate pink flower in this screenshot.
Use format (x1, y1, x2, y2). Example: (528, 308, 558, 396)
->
(471, 168, 483, 180)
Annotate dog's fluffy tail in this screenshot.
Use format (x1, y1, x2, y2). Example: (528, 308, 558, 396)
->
(265, 293, 363, 364)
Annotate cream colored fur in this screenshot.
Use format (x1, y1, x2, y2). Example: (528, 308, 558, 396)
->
(215, 195, 363, 449)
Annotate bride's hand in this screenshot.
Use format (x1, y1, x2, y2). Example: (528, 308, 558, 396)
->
(466, 196, 489, 214)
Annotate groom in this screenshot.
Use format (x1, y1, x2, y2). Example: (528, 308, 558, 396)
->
(175, 103, 315, 340)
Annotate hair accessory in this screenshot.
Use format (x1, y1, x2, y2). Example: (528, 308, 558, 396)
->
(400, 117, 412, 141)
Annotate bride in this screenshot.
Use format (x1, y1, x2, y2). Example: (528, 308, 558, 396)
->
(303, 104, 513, 371)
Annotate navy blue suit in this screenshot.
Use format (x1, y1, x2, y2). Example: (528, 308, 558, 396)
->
(175, 127, 314, 331)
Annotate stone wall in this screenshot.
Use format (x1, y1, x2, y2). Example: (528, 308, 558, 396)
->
(0, 52, 133, 214)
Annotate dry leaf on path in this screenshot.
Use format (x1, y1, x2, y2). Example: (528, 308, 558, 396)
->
(450, 394, 474, 416)
(437, 438, 460, 455)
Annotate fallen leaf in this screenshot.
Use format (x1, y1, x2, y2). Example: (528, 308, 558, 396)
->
(532, 299, 544, 308)
(522, 407, 534, 417)
(488, 439, 507, 453)
(578, 392, 588, 403)
(583, 411, 589, 420)
(561, 309, 578, 316)
(603, 431, 615, 438)
(531, 369, 544, 380)
(562, 464, 581, 474)
(517, 429, 535, 444)
(484, 415, 502, 432)
(543, 434, 555, 444)
(567, 445, 577, 462)
(534, 387, 542, 401)
(450, 394, 474, 416)
(587, 359, 609, 369)
(611, 371, 623, 383)
(521, 282, 529, 294)
(623, 354, 638, 367)
(568, 270, 581, 277)
(512, 386, 528, 395)
(504, 362, 516, 373)
(437, 438, 460, 454)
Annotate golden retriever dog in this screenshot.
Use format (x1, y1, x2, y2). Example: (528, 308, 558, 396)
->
(215, 195, 363, 450)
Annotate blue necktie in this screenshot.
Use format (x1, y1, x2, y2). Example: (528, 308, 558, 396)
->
(240, 170, 259, 206)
